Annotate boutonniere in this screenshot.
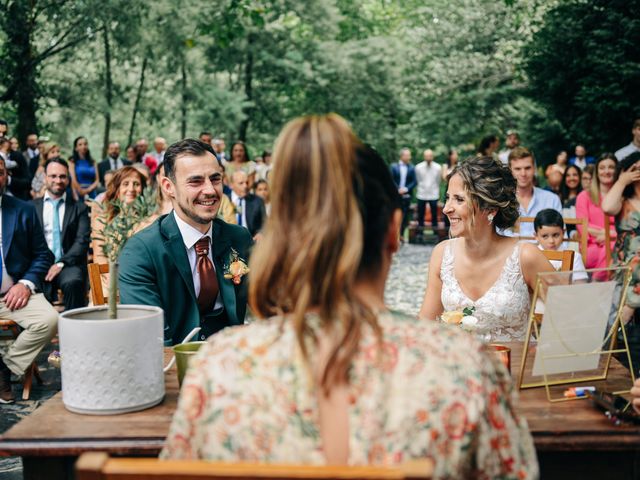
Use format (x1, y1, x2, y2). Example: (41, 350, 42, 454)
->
(223, 248, 250, 285)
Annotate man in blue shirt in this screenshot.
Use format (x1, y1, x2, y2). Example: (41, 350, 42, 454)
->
(509, 147, 562, 238)
(390, 148, 416, 239)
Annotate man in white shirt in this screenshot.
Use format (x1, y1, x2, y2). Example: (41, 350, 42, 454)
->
(119, 139, 253, 344)
(615, 119, 640, 161)
(32, 158, 90, 311)
(415, 149, 442, 233)
(228, 170, 266, 238)
(0, 157, 58, 403)
(508, 147, 562, 238)
(98, 142, 131, 186)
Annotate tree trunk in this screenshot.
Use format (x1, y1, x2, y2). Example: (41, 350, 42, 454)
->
(128, 57, 148, 148)
(238, 34, 255, 142)
(180, 57, 187, 138)
(5, 2, 38, 146)
(102, 24, 113, 159)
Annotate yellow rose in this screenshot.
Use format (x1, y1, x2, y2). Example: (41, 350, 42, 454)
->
(441, 310, 464, 324)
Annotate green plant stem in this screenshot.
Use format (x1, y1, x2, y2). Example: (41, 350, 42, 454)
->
(109, 260, 118, 319)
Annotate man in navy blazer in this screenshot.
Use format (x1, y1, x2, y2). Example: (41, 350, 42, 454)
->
(390, 148, 417, 238)
(0, 158, 58, 403)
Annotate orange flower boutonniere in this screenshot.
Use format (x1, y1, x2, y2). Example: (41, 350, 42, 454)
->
(223, 248, 250, 285)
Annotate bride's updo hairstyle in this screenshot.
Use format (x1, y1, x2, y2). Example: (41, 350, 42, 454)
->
(249, 114, 401, 392)
(448, 156, 519, 230)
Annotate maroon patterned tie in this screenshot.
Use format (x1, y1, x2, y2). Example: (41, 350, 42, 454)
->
(195, 237, 218, 313)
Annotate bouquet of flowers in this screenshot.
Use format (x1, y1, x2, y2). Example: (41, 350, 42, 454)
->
(440, 306, 479, 332)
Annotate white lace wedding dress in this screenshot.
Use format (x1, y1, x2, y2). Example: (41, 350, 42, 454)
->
(440, 239, 531, 341)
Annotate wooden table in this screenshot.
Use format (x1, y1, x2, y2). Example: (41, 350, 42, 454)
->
(1, 346, 640, 479)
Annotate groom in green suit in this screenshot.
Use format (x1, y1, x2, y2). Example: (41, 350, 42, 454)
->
(119, 139, 253, 345)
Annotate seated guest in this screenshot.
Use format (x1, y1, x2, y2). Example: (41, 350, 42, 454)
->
(575, 153, 617, 272)
(98, 142, 130, 186)
(91, 166, 147, 265)
(162, 115, 538, 478)
(33, 159, 90, 310)
(22, 133, 40, 178)
(31, 143, 62, 199)
(0, 137, 30, 200)
(533, 209, 587, 281)
(0, 158, 58, 403)
(559, 165, 582, 209)
(227, 170, 266, 238)
(508, 146, 562, 237)
(253, 179, 271, 216)
(119, 139, 252, 344)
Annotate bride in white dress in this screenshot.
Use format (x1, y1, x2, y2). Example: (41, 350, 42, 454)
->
(419, 156, 553, 341)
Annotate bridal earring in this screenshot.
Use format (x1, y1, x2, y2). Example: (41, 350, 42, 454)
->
(487, 213, 495, 223)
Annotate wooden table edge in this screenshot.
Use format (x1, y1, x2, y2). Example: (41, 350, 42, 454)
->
(0, 437, 165, 457)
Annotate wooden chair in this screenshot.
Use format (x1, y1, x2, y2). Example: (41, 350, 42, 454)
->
(516, 216, 588, 260)
(541, 249, 575, 272)
(88, 263, 110, 306)
(0, 320, 43, 400)
(76, 453, 433, 480)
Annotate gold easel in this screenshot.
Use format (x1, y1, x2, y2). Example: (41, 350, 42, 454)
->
(517, 267, 636, 402)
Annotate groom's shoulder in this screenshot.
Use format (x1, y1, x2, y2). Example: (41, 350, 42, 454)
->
(215, 218, 252, 241)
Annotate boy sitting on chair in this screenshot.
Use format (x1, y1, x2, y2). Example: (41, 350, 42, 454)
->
(534, 208, 588, 281)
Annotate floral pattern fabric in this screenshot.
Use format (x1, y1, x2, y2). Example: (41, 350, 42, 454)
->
(161, 312, 538, 479)
(613, 200, 640, 308)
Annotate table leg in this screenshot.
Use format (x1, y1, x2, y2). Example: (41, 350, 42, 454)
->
(22, 456, 75, 480)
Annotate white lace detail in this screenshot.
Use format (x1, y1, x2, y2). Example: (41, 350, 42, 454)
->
(440, 239, 531, 341)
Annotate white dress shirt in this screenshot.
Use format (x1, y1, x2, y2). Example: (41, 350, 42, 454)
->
(108, 157, 124, 171)
(42, 191, 66, 253)
(173, 211, 223, 311)
(230, 192, 248, 228)
(398, 162, 408, 190)
(27, 148, 39, 159)
(415, 161, 442, 201)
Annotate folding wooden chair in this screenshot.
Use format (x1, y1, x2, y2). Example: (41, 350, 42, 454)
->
(0, 320, 43, 400)
(541, 249, 575, 272)
(76, 453, 434, 480)
(88, 263, 110, 306)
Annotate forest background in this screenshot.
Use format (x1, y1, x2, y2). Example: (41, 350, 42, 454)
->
(0, 0, 638, 165)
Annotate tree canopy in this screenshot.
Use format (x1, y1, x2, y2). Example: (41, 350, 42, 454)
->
(0, 0, 637, 164)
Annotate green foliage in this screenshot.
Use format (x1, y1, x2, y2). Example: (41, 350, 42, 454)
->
(0, 0, 635, 166)
(525, 0, 640, 153)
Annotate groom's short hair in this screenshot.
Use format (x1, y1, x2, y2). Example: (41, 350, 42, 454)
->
(164, 138, 221, 181)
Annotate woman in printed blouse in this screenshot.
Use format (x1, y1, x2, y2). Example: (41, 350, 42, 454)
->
(162, 114, 538, 479)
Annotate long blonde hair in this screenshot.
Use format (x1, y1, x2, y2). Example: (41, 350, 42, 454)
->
(249, 114, 379, 393)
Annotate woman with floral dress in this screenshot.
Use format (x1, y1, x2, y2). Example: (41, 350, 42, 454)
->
(162, 115, 538, 479)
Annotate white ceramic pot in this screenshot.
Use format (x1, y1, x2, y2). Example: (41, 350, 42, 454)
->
(58, 305, 165, 415)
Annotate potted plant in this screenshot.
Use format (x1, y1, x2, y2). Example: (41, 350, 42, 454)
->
(58, 188, 166, 415)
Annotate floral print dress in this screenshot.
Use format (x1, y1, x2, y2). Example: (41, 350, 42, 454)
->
(161, 312, 538, 479)
(613, 200, 640, 307)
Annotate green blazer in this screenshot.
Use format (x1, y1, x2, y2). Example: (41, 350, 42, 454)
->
(118, 213, 253, 345)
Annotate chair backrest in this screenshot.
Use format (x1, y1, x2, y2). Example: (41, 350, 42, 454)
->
(516, 216, 588, 260)
(75, 453, 433, 480)
(88, 262, 110, 306)
(541, 249, 575, 272)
